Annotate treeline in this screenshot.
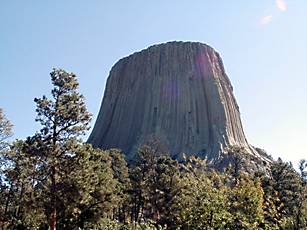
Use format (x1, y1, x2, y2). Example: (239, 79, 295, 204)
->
(0, 69, 306, 230)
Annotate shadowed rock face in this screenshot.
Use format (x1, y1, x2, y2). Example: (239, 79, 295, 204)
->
(88, 41, 269, 164)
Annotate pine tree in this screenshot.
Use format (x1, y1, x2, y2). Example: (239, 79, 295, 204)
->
(1, 140, 46, 229)
(0, 108, 13, 228)
(226, 173, 264, 229)
(0, 108, 13, 150)
(31, 69, 92, 229)
(1, 70, 130, 229)
(129, 145, 180, 228)
(262, 158, 303, 229)
(172, 158, 231, 230)
(295, 159, 307, 229)
(107, 148, 130, 223)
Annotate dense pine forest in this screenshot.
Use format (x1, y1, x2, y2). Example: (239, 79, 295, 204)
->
(0, 69, 306, 229)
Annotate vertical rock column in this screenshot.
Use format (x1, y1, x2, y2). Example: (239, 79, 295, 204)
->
(88, 41, 257, 161)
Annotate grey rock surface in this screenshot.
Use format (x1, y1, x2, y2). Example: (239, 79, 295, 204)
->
(88, 41, 270, 165)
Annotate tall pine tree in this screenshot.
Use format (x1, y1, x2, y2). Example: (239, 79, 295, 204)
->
(32, 69, 91, 229)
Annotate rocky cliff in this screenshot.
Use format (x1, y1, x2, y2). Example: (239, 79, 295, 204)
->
(88, 41, 270, 167)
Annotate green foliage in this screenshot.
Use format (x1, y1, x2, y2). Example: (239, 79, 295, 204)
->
(1, 141, 129, 229)
(52, 145, 121, 229)
(226, 174, 264, 229)
(34, 69, 91, 139)
(1, 70, 306, 229)
(0, 69, 127, 229)
(84, 219, 166, 230)
(32, 69, 93, 229)
(0, 140, 47, 229)
(171, 157, 265, 230)
(129, 145, 180, 228)
(0, 108, 14, 228)
(173, 170, 231, 229)
(0, 108, 13, 149)
(261, 158, 307, 229)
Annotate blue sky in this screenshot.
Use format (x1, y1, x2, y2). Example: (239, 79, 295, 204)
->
(0, 1, 306, 166)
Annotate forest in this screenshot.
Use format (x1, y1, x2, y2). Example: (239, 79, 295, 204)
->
(0, 69, 306, 230)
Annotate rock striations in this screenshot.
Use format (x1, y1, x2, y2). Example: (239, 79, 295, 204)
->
(88, 41, 270, 168)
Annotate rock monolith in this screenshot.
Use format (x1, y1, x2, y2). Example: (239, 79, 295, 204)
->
(88, 41, 270, 167)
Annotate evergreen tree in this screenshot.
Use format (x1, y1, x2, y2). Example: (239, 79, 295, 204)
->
(262, 158, 303, 229)
(107, 148, 130, 223)
(226, 173, 264, 229)
(0, 108, 13, 228)
(172, 157, 265, 230)
(0, 69, 123, 229)
(172, 167, 231, 229)
(0, 108, 13, 151)
(32, 68, 92, 229)
(295, 159, 307, 229)
(1, 140, 46, 229)
(2, 77, 307, 230)
(129, 145, 180, 228)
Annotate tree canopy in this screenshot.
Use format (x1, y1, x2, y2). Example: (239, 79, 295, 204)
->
(0, 69, 306, 229)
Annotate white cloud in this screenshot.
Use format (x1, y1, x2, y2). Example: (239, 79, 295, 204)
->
(260, 15, 273, 25)
(276, 0, 287, 12)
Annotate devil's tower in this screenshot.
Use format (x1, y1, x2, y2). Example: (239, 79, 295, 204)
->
(88, 41, 269, 164)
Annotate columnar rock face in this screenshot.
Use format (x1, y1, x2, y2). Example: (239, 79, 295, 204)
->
(88, 41, 269, 164)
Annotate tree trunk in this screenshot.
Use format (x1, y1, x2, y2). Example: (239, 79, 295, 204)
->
(50, 167, 56, 230)
(4, 185, 13, 217)
(50, 210, 56, 230)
